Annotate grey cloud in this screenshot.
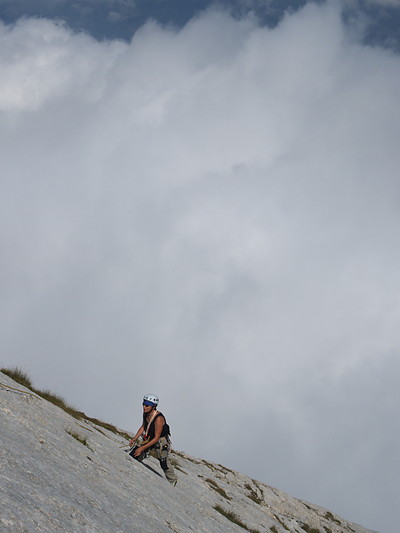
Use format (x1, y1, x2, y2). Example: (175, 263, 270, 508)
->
(366, 0, 400, 6)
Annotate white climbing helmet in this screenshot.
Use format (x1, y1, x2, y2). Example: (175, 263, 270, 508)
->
(143, 393, 159, 406)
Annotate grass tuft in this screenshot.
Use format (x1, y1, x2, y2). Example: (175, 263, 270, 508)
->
(301, 525, 320, 533)
(169, 456, 188, 474)
(205, 478, 231, 500)
(244, 482, 263, 505)
(1, 366, 130, 440)
(66, 429, 90, 449)
(213, 505, 261, 533)
(217, 463, 235, 474)
(1, 366, 33, 389)
(274, 515, 290, 531)
(324, 512, 341, 525)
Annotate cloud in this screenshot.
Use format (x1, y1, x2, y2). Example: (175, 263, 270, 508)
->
(366, 0, 400, 6)
(0, 18, 126, 111)
(1, 4, 399, 532)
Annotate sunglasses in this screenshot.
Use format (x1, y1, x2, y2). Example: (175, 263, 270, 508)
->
(142, 400, 156, 407)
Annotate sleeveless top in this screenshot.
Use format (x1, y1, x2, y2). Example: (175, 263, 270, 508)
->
(143, 411, 170, 440)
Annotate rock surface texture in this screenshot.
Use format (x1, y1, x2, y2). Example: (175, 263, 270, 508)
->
(1, 372, 377, 533)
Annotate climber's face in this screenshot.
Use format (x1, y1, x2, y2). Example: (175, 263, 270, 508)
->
(142, 401, 156, 413)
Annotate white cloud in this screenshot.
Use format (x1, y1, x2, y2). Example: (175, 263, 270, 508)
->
(1, 4, 399, 532)
(0, 19, 126, 111)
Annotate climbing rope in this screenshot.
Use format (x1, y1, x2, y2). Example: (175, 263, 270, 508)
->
(0, 382, 42, 398)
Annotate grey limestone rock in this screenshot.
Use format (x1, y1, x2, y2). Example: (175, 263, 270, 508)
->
(0, 372, 378, 533)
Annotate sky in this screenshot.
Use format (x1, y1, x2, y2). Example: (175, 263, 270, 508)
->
(1, 1, 400, 533)
(1, 0, 400, 47)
